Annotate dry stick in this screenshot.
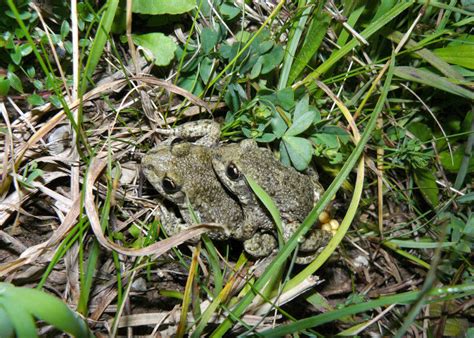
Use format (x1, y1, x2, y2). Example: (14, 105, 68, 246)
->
(126, 0, 138, 74)
(377, 116, 384, 240)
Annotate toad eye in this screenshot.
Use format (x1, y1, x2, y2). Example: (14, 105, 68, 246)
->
(226, 162, 240, 180)
(162, 177, 180, 193)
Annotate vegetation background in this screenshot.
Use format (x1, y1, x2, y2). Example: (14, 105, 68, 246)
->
(0, 0, 473, 336)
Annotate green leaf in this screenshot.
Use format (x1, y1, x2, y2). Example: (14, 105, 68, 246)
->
(457, 192, 474, 204)
(407, 122, 432, 142)
(286, 110, 316, 136)
(7, 72, 23, 93)
(0, 77, 10, 96)
(133, 33, 177, 66)
(276, 87, 294, 110)
(19, 44, 32, 56)
(413, 168, 439, 207)
(0, 307, 14, 338)
(250, 57, 263, 79)
(199, 56, 213, 84)
(0, 283, 90, 337)
(271, 112, 288, 138)
(201, 27, 219, 53)
(259, 283, 474, 336)
(294, 95, 309, 121)
(1, 301, 38, 338)
(27, 94, 45, 106)
(387, 239, 456, 249)
(282, 136, 313, 170)
(255, 133, 276, 143)
(81, 0, 119, 94)
(261, 45, 284, 74)
(387, 31, 464, 81)
(394, 66, 474, 99)
(178, 73, 203, 95)
(245, 175, 283, 235)
(464, 216, 474, 235)
(434, 44, 474, 69)
(279, 140, 291, 167)
(60, 20, 70, 38)
(26, 66, 35, 78)
(311, 133, 339, 148)
(439, 148, 474, 173)
(303, 1, 412, 87)
(220, 3, 240, 20)
(10, 50, 22, 64)
(132, 0, 194, 14)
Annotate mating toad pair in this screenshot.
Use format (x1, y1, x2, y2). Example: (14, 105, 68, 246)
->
(142, 120, 337, 264)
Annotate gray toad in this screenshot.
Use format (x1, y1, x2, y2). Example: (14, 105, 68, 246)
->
(212, 139, 333, 263)
(142, 142, 244, 240)
(142, 120, 333, 263)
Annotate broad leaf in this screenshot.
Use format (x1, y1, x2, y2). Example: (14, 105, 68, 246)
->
(199, 56, 213, 84)
(0, 77, 10, 96)
(434, 45, 474, 70)
(294, 95, 309, 121)
(133, 33, 177, 66)
(407, 122, 432, 142)
(286, 110, 316, 136)
(261, 45, 284, 74)
(283, 136, 313, 170)
(132, 0, 194, 14)
(276, 87, 294, 110)
(201, 27, 219, 53)
(413, 168, 439, 207)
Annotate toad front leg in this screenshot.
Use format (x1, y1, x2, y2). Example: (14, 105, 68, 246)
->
(243, 232, 278, 258)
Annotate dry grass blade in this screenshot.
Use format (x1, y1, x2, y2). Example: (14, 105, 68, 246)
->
(0, 171, 68, 226)
(0, 193, 81, 277)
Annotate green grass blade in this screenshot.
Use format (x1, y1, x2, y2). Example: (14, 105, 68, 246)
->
(1, 283, 91, 337)
(394, 66, 474, 99)
(37, 219, 88, 290)
(387, 31, 465, 80)
(336, 4, 365, 47)
(1, 302, 38, 338)
(278, 0, 312, 89)
(382, 241, 430, 269)
(202, 235, 224, 295)
(80, 0, 119, 95)
(301, 1, 413, 87)
(387, 239, 456, 248)
(287, 2, 331, 85)
(259, 283, 474, 336)
(245, 174, 283, 246)
(191, 255, 248, 337)
(0, 306, 14, 338)
(454, 118, 474, 189)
